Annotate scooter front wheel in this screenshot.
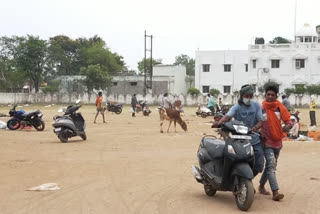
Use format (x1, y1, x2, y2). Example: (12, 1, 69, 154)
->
(204, 184, 216, 196)
(235, 178, 254, 211)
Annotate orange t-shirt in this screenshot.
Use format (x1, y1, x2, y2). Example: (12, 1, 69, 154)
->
(96, 96, 103, 109)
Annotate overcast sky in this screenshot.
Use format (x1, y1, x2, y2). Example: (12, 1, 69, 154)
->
(1, 0, 319, 70)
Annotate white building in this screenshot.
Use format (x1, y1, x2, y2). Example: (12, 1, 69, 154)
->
(195, 23, 320, 94)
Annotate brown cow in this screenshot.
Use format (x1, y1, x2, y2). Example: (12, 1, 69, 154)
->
(159, 108, 187, 133)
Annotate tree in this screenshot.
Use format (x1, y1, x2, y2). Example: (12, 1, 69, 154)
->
(0, 36, 26, 92)
(137, 58, 162, 75)
(15, 35, 49, 92)
(80, 64, 112, 93)
(48, 35, 79, 76)
(187, 87, 200, 96)
(269, 37, 292, 44)
(173, 54, 195, 75)
(305, 84, 320, 95)
(283, 88, 295, 97)
(209, 88, 220, 97)
(42, 80, 61, 95)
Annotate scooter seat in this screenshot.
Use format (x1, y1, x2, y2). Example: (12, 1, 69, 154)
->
(198, 137, 225, 164)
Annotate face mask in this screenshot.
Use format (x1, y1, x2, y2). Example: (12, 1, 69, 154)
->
(243, 98, 251, 105)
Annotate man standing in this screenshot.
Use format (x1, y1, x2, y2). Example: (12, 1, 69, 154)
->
(309, 95, 317, 126)
(94, 91, 106, 123)
(281, 95, 290, 111)
(207, 94, 216, 113)
(212, 84, 264, 177)
(131, 94, 137, 117)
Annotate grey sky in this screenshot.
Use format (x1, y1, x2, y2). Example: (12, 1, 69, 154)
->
(1, 0, 319, 70)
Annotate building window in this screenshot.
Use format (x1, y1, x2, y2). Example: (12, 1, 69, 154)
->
(130, 82, 137, 86)
(224, 64, 231, 72)
(245, 64, 248, 72)
(252, 60, 256, 69)
(202, 64, 210, 72)
(271, 60, 280, 68)
(223, 86, 231, 94)
(113, 82, 118, 86)
(202, 86, 209, 93)
(296, 59, 305, 69)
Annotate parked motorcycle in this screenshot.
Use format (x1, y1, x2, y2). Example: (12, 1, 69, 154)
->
(136, 100, 151, 116)
(7, 104, 45, 131)
(105, 102, 122, 114)
(196, 105, 214, 118)
(52, 100, 86, 143)
(191, 120, 255, 211)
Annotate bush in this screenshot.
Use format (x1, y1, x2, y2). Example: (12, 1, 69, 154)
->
(305, 84, 320, 95)
(209, 88, 220, 97)
(187, 87, 200, 96)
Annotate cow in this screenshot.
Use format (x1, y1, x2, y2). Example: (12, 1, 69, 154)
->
(159, 108, 187, 133)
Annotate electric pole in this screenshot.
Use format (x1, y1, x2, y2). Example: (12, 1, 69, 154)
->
(144, 31, 153, 96)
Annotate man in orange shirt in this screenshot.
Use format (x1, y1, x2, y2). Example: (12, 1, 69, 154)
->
(94, 92, 106, 123)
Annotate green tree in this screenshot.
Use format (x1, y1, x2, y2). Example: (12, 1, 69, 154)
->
(42, 79, 61, 95)
(283, 88, 295, 97)
(173, 54, 195, 75)
(137, 58, 162, 75)
(15, 35, 49, 92)
(269, 37, 292, 44)
(48, 35, 79, 76)
(0, 36, 26, 92)
(80, 64, 112, 93)
(305, 84, 320, 95)
(187, 87, 200, 96)
(209, 88, 220, 97)
(294, 84, 306, 95)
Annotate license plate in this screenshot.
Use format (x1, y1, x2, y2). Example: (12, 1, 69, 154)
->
(38, 113, 43, 117)
(55, 127, 61, 132)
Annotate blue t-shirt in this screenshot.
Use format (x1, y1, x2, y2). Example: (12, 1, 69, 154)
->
(226, 101, 263, 145)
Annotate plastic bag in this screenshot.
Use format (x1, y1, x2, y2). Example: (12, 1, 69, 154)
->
(26, 183, 60, 191)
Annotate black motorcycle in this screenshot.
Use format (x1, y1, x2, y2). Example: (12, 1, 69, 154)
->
(7, 104, 45, 131)
(191, 120, 255, 211)
(105, 102, 122, 114)
(52, 100, 86, 143)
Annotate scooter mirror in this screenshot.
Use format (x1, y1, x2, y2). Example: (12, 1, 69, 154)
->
(76, 99, 81, 104)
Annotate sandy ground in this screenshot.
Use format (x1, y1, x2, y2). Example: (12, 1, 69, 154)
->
(0, 105, 319, 214)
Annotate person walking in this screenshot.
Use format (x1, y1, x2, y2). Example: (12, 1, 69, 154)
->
(212, 84, 264, 177)
(94, 92, 106, 123)
(281, 95, 291, 111)
(258, 83, 292, 201)
(309, 95, 317, 126)
(131, 94, 137, 117)
(207, 94, 216, 113)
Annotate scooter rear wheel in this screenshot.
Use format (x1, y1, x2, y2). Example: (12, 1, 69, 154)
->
(58, 133, 68, 143)
(80, 133, 87, 140)
(235, 179, 254, 211)
(201, 113, 207, 118)
(204, 185, 216, 196)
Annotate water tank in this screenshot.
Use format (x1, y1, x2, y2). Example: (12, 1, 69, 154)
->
(255, 37, 265, 44)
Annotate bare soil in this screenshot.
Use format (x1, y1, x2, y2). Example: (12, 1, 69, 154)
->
(0, 105, 319, 214)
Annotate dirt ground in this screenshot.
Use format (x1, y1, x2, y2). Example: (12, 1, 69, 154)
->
(0, 105, 319, 214)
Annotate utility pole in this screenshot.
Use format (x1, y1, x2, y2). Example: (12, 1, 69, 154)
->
(144, 31, 153, 96)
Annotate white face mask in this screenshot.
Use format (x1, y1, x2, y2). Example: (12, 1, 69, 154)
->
(243, 98, 251, 105)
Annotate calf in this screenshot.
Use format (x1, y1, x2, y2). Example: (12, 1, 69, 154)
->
(159, 108, 187, 133)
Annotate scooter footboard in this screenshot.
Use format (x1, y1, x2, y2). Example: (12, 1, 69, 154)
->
(231, 163, 254, 180)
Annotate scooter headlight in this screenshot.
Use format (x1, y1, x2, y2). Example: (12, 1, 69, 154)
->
(227, 145, 236, 155)
(233, 125, 248, 134)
